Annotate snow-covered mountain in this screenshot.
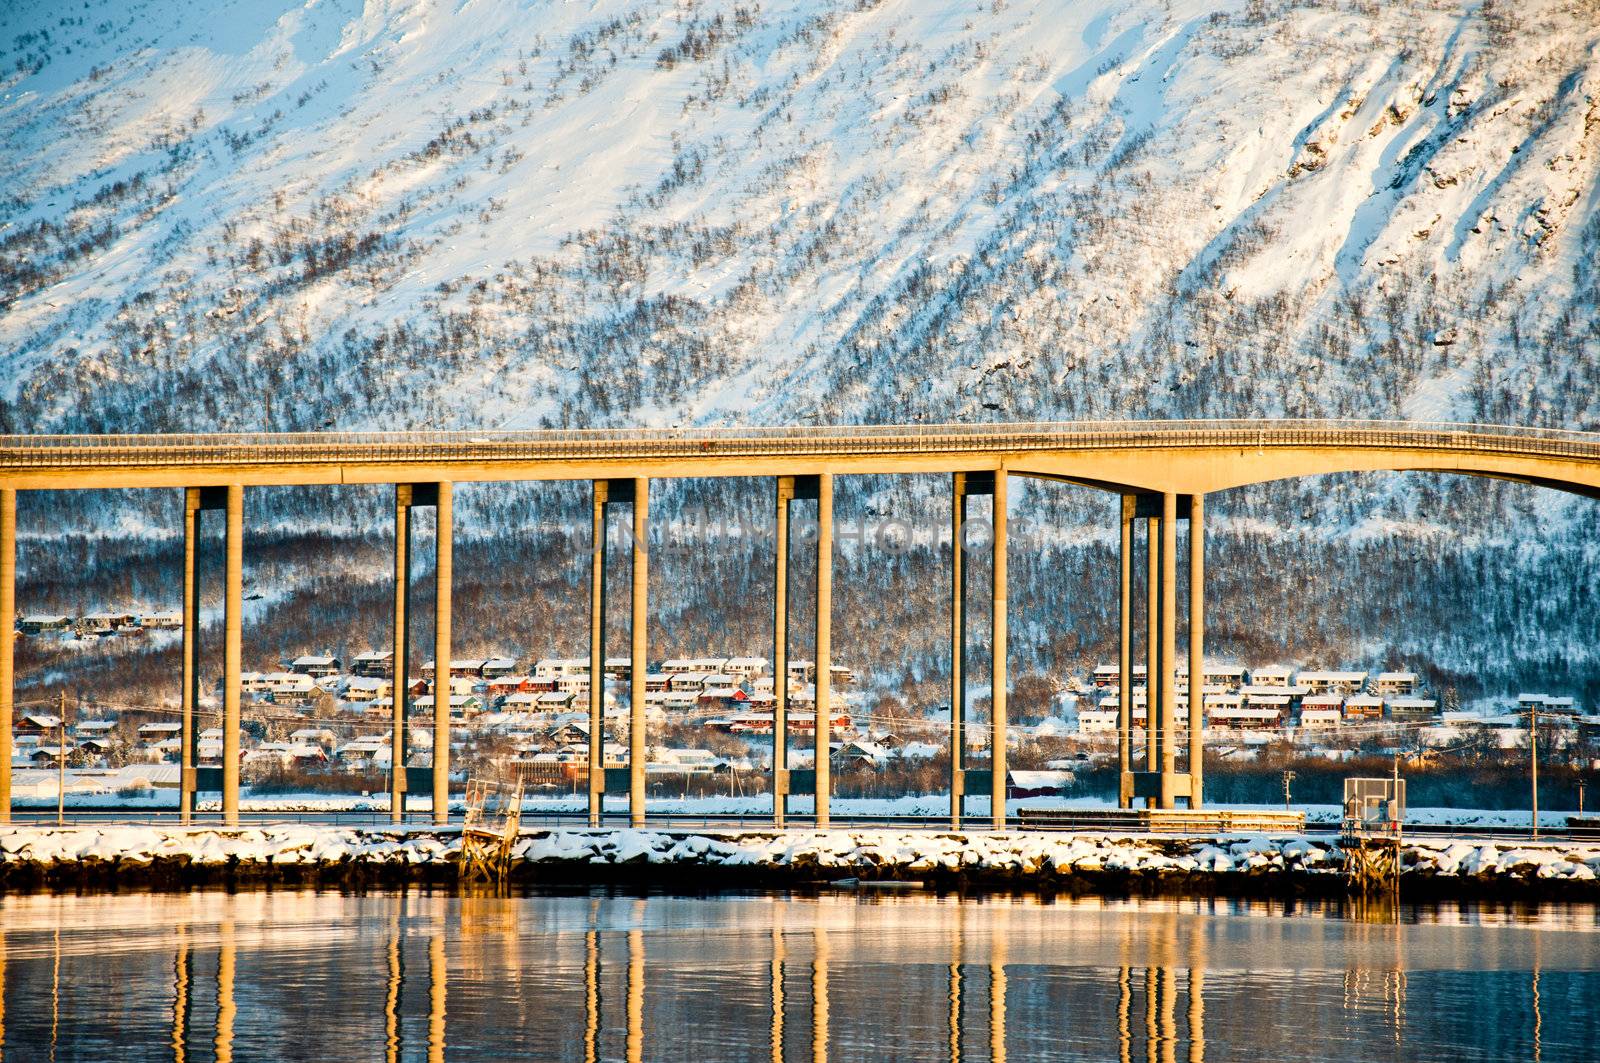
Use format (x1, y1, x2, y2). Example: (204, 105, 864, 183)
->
(1, 0, 1597, 702)
(3, 0, 1596, 433)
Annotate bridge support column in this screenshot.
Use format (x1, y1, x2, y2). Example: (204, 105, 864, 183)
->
(1117, 495, 1134, 809)
(179, 488, 225, 821)
(1159, 492, 1179, 810)
(432, 483, 452, 825)
(1144, 510, 1160, 793)
(391, 485, 413, 824)
(588, 480, 608, 827)
(814, 473, 832, 830)
(1123, 494, 1199, 810)
(1187, 494, 1205, 809)
(773, 476, 793, 827)
(222, 485, 243, 826)
(0, 489, 13, 825)
(181, 493, 196, 823)
(180, 490, 201, 822)
(950, 475, 968, 829)
(950, 472, 1007, 829)
(630, 477, 648, 829)
(990, 472, 1008, 831)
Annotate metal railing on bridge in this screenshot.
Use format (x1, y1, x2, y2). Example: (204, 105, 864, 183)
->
(0, 419, 1597, 469)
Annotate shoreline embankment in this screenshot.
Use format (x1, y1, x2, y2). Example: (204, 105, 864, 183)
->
(2, 825, 1599, 901)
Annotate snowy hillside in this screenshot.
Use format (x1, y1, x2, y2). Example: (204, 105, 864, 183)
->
(1, 0, 1598, 705)
(2, 0, 1596, 433)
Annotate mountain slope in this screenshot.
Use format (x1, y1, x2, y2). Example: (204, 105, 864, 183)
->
(2, 0, 1596, 434)
(1, 0, 1598, 705)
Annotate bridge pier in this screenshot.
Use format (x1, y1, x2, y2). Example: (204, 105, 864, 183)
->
(389, 483, 448, 824)
(990, 471, 1007, 831)
(948, 472, 1008, 830)
(0, 489, 13, 824)
(814, 473, 833, 829)
(587, 480, 608, 827)
(223, 484, 243, 825)
(773, 476, 831, 826)
(179, 487, 226, 822)
(1188, 494, 1205, 808)
(586, 479, 649, 826)
(1120, 493, 1204, 810)
(629, 477, 648, 829)
(1145, 504, 1160, 789)
(773, 476, 793, 827)
(432, 482, 452, 825)
(1159, 491, 1179, 809)
(180, 491, 198, 822)
(949, 474, 968, 829)
(390, 485, 412, 824)
(1117, 495, 1134, 809)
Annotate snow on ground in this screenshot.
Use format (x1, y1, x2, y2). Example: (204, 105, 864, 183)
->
(1, 823, 1598, 886)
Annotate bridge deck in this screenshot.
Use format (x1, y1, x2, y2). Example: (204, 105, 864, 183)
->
(0, 419, 1597, 494)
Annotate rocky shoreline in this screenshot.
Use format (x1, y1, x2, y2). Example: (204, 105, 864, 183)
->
(2, 825, 1598, 900)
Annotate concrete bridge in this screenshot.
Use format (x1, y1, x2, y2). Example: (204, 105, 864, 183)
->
(0, 419, 1595, 828)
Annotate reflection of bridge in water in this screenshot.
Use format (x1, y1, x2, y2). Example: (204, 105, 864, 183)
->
(0, 891, 1583, 1059)
(0, 420, 1596, 829)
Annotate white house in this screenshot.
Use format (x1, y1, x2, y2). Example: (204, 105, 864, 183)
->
(1248, 665, 1294, 688)
(1296, 670, 1368, 695)
(290, 655, 340, 677)
(1372, 671, 1419, 696)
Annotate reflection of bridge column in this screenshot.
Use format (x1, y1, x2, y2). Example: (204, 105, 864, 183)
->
(0, 488, 15, 823)
(51, 926, 60, 1059)
(1159, 492, 1179, 810)
(1117, 964, 1131, 1063)
(583, 921, 599, 1063)
(1187, 495, 1205, 809)
(429, 931, 447, 1063)
(770, 908, 785, 1063)
(812, 926, 830, 1063)
(432, 483, 453, 825)
(588, 481, 608, 827)
(990, 472, 1008, 830)
(172, 925, 189, 1063)
(626, 925, 644, 1063)
(947, 902, 960, 1063)
(1162, 965, 1179, 1063)
(949, 907, 963, 1063)
(814, 474, 832, 830)
(222, 485, 243, 825)
(1531, 934, 1541, 1063)
(391, 485, 413, 825)
(215, 920, 235, 1063)
(1187, 917, 1206, 1063)
(385, 903, 404, 1063)
(950, 474, 968, 829)
(1118, 495, 1134, 808)
(774, 477, 793, 827)
(989, 922, 1007, 1063)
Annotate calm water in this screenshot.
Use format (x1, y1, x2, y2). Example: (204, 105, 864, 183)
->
(0, 888, 1595, 1061)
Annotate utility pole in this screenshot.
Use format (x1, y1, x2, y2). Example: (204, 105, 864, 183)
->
(56, 688, 68, 827)
(1530, 702, 1539, 840)
(1282, 769, 1296, 811)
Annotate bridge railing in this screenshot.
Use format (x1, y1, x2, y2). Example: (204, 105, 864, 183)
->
(0, 419, 1595, 468)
